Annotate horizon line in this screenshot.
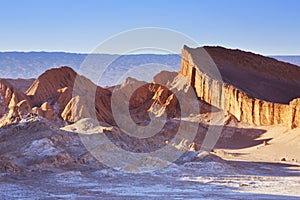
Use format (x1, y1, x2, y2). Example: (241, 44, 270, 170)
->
(1, 50, 300, 57)
(0, 51, 183, 56)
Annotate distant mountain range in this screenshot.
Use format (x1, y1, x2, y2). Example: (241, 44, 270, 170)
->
(0, 52, 181, 86)
(0, 52, 299, 86)
(271, 56, 300, 66)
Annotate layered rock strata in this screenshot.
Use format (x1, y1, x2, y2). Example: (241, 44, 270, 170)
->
(180, 46, 300, 128)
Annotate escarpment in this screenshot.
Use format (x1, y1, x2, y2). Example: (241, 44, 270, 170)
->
(180, 45, 300, 128)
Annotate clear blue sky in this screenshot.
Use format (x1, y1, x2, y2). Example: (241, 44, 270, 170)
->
(0, 0, 299, 55)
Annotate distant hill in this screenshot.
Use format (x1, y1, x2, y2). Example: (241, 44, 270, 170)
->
(0, 52, 181, 86)
(0, 52, 86, 78)
(1, 51, 299, 86)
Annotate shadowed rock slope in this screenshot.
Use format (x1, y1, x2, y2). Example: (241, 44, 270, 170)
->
(26, 66, 113, 125)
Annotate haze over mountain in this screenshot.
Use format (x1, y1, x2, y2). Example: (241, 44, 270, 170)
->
(0, 52, 181, 86)
(272, 56, 300, 66)
(0, 51, 299, 85)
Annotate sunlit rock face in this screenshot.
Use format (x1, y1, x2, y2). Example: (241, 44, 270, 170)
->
(0, 79, 30, 126)
(181, 45, 300, 128)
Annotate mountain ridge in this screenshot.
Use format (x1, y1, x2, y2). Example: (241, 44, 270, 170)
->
(0, 51, 299, 83)
(2, 45, 300, 128)
(0, 52, 181, 85)
(181, 45, 300, 128)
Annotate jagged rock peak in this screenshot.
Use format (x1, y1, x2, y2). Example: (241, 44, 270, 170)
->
(26, 66, 77, 107)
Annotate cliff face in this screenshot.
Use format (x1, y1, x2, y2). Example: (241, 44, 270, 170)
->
(180, 46, 300, 128)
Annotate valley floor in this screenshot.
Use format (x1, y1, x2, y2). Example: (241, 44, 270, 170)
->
(0, 118, 299, 199)
(0, 159, 299, 199)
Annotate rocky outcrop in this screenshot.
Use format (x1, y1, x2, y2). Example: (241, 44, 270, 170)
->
(26, 66, 76, 107)
(180, 46, 300, 128)
(0, 79, 31, 126)
(25, 66, 114, 125)
(0, 79, 28, 116)
(59, 76, 113, 125)
(61, 96, 93, 122)
(2, 66, 187, 128)
(1, 99, 32, 127)
(32, 102, 58, 121)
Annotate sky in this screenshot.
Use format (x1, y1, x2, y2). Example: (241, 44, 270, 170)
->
(0, 0, 300, 55)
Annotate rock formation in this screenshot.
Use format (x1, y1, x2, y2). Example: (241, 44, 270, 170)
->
(26, 66, 77, 108)
(32, 102, 57, 121)
(0, 79, 27, 116)
(2, 99, 32, 126)
(180, 45, 300, 128)
(25, 66, 113, 124)
(2, 46, 300, 130)
(0, 79, 31, 126)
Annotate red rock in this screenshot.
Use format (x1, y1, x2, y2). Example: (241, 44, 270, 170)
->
(17, 100, 31, 116)
(32, 102, 58, 121)
(0, 79, 28, 117)
(41, 102, 53, 111)
(26, 66, 76, 107)
(24, 66, 114, 125)
(181, 46, 300, 128)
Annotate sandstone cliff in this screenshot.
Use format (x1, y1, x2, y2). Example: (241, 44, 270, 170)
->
(180, 45, 300, 128)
